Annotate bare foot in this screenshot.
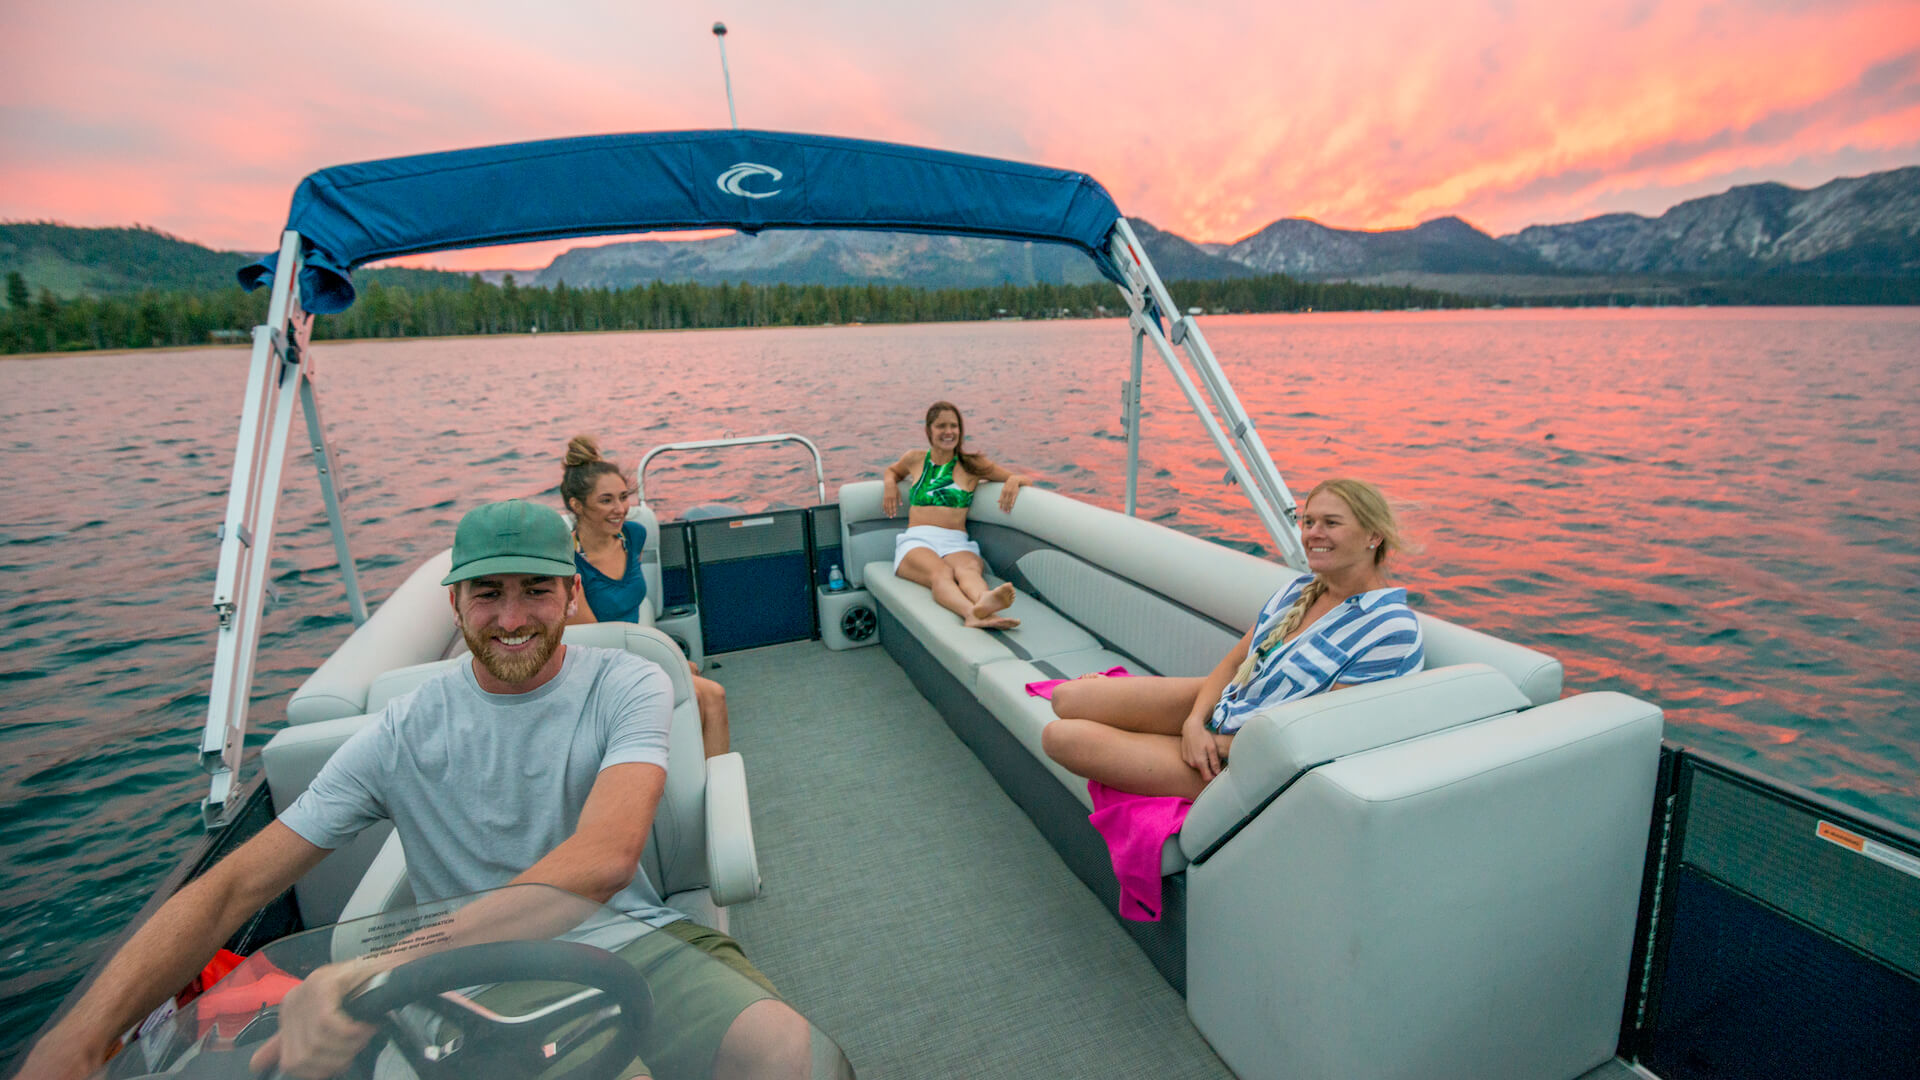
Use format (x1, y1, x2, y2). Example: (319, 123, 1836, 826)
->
(972, 582, 1016, 619)
(964, 613, 1021, 630)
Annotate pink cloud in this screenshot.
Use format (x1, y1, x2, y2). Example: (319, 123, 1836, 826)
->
(3, 0, 1916, 267)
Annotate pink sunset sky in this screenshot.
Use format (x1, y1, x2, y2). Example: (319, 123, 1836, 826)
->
(3, 0, 1918, 271)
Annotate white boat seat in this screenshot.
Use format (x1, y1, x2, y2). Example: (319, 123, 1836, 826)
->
(265, 622, 757, 931)
(1187, 691, 1663, 1080)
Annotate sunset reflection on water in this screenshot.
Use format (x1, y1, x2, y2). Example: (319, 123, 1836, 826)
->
(1, 307, 1916, 1040)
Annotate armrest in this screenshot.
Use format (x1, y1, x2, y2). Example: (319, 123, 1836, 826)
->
(837, 480, 894, 589)
(704, 753, 761, 906)
(1181, 665, 1530, 860)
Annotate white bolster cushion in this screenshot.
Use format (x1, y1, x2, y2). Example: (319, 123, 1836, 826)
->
(1420, 616, 1563, 707)
(703, 752, 761, 906)
(287, 549, 459, 725)
(838, 480, 901, 589)
(1180, 664, 1530, 860)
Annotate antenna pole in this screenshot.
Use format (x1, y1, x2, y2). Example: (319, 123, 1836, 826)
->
(712, 22, 738, 129)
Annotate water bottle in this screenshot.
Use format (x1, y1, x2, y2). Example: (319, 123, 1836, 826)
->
(827, 564, 846, 592)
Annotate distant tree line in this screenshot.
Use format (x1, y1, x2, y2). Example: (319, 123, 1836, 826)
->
(8, 268, 1913, 355)
(0, 271, 1490, 354)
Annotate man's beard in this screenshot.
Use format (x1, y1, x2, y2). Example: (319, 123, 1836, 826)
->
(461, 617, 565, 685)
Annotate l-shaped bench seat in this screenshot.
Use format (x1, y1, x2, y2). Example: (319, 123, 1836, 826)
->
(840, 480, 1666, 1080)
(842, 480, 1567, 816)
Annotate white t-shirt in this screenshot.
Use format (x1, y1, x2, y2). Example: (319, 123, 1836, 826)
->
(279, 646, 681, 925)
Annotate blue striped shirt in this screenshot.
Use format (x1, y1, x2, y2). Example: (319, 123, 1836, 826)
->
(1207, 577, 1424, 735)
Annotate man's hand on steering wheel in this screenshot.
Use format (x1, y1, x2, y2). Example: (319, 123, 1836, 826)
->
(249, 960, 378, 1079)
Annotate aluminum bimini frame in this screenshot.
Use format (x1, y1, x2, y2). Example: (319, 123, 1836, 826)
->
(198, 220, 1305, 824)
(1106, 220, 1308, 569)
(202, 231, 365, 825)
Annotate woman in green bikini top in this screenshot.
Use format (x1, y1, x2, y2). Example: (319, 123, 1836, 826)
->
(907, 451, 974, 509)
(881, 401, 1032, 630)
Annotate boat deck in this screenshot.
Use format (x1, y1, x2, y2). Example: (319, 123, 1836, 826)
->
(715, 639, 1641, 1080)
(721, 639, 1231, 1077)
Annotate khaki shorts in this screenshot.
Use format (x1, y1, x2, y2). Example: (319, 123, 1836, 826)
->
(476, 920, 779, 1080)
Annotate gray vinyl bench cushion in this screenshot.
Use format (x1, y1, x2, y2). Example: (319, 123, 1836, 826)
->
(974, 650, 1146, 810)
(862, 564, 1100, 691)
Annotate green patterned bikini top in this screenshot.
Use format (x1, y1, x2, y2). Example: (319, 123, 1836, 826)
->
(908, 452, 974, 509)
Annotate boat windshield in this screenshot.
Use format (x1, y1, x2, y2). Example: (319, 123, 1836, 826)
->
(93, 883, 853, 1079)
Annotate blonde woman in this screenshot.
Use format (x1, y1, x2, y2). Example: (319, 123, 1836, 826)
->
(1042, 479, 1424, 799)
(561, 435, 730, 758)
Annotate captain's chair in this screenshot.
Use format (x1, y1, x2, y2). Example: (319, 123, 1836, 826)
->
(260, 622, 758, 952)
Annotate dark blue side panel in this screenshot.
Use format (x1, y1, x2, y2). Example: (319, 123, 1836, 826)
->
(697, 552, 814, 653)
(1644, 868, 1920, 1079)
(661, 568, 694, 609)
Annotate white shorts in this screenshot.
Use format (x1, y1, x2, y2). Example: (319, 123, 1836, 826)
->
(893, 524, 982, 572)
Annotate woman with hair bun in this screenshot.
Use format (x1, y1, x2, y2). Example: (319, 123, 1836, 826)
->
(1043, 478, 1425, 799)
(881, 401, 1032, 630)
(561, 434, 730, 758)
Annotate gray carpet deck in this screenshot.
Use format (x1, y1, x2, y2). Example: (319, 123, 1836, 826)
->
(712, 640, 1233, 1079)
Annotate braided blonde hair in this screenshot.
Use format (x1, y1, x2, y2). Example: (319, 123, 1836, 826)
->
(1229, 478, 1405, 690)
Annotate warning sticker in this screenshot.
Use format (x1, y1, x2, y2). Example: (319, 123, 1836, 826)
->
(1817, 820, 1920, 880)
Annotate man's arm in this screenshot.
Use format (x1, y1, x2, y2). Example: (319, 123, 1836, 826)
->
(20, 822, 330, 1080)
(511, 761, 667, 903)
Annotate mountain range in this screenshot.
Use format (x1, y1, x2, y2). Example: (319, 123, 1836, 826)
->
(529, 165, 1920, 292)
(6, 166, 1916, 306)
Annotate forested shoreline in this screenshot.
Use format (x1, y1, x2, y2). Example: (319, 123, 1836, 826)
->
(6, 268, 1915, 356)
(0, 272, 1485, 354)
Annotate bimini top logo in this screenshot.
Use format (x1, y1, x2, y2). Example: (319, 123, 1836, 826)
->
(716, 162, 784, 199)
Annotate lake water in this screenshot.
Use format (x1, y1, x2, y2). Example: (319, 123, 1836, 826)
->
(3, 308, 1918, 1054)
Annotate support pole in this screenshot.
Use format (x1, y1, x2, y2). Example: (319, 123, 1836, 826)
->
(1105, 219, 1308, 569)
(301, 372, 367, 626)
(712, 22, 738, 129)
(201, 230, 310, 826)
(1124, 327, 1144, 515)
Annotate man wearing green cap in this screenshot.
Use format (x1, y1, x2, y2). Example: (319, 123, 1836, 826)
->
(22, 500, 809, 1080)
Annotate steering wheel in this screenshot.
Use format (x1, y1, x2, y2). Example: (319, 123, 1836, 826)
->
(104, 940, 651, 1080)
(339, 939, 653, 1080)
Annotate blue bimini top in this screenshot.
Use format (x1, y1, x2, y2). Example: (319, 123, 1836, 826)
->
(239, 129, 1130, 314)
(575, 520, 649, 625)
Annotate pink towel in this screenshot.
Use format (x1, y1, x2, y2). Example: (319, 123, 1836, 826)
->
(1087, 781, 1192, 922)
(1023, 666, 1132, 699)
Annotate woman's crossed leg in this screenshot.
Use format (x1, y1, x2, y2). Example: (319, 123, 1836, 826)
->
(896, 547, 1018, 629)
(1042, 674, 1226, 799)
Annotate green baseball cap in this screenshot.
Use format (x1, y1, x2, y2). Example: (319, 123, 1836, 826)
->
(441, 499, 577, 585)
